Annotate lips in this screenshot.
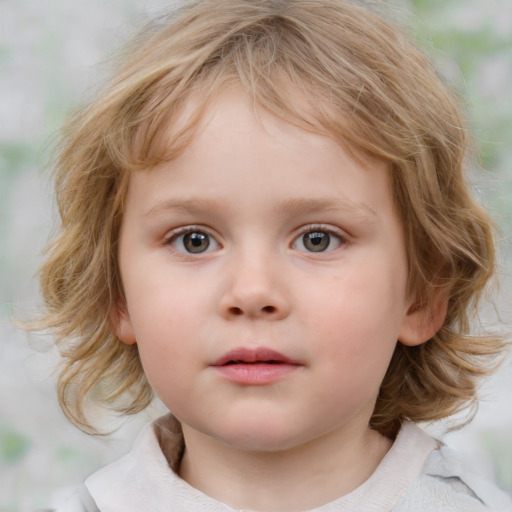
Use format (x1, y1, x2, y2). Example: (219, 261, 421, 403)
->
(211, 347, 297, 366)
(211, 347, 301, 385)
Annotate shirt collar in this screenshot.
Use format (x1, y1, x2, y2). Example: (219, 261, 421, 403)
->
(85, 416, 437, 512)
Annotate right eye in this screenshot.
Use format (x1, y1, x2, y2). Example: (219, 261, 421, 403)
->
(292, 227, 344, 253)
(167, 229, 220, 254)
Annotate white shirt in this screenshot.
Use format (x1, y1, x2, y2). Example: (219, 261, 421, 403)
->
(56, 416, 512, 511)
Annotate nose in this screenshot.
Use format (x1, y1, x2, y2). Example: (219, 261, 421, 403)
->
(218, 251, 291, 321)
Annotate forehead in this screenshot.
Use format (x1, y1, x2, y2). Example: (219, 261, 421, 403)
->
(148, 81, 382, 174)
(125, 88, 394, 225)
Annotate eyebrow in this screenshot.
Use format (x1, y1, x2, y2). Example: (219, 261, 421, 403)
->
(274, 197, 378, 222)
(144, 196, 378, 223)
(144, 198, 224, 218)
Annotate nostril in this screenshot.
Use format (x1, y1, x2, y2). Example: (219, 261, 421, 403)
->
(226, 305, 278, 316)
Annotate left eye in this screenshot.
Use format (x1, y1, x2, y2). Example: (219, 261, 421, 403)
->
(169, 230, 219, 254)
(292, 229, 343, 253)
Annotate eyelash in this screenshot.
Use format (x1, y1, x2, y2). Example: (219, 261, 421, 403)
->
(164, 224, 347, 255)
(164, 226, 220, 255)
(292, 225, 346, 253)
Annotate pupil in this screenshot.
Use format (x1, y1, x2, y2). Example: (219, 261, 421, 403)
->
(304, 231, 329, 252)
(184, 232, 209, 253)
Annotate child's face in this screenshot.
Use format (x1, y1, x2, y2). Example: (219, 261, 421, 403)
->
(114, 89, 423, 452)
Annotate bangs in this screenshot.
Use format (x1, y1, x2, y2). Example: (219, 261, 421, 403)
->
(99, 2, 415, 175)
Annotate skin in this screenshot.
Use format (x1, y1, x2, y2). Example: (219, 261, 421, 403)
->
(114, 89, 443, 511)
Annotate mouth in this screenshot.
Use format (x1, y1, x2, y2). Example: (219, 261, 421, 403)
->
(211, 347, 298, 367)
(211, 347, 302, 385)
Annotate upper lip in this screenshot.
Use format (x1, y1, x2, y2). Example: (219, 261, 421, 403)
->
(211, 347, 299, 366)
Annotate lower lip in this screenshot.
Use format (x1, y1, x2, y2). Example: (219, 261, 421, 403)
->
(212, 363, 300, 385)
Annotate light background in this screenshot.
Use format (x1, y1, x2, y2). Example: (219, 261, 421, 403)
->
(0, 1, 511, 511)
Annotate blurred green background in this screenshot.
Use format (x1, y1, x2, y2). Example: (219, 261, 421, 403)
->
(0, 1, 511, 510)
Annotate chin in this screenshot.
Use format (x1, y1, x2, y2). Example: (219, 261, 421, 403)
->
(210, 421, 314, 454)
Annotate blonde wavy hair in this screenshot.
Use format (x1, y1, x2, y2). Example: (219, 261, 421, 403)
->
(35, 0, 503, 436)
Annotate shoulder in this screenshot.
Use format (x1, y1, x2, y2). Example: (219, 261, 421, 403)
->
(67, 415, 213, 512)
(50, 418, 168, 512)
(394, 434, 512, 512)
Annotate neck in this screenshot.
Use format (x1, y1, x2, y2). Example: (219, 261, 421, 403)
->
(178, 422, 392, 512)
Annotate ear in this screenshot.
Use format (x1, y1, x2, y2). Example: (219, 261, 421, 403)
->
(110, 301, 137, 345)
(398, 287, 448, 347)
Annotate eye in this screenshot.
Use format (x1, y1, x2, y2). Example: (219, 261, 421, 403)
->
(292, 228, 344, 253)
(168, 229, 220, 254)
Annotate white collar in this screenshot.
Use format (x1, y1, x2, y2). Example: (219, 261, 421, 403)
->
(85, 416, 437, 512)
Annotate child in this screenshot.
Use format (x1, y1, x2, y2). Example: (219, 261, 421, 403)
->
(36, 0, 511, 510)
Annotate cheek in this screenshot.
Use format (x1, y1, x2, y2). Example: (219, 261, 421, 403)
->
(135, 323, 200, 413)
(304, 263, 405, 365)
(124, 288, 205, 388)
(125, 263, 210, 330)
